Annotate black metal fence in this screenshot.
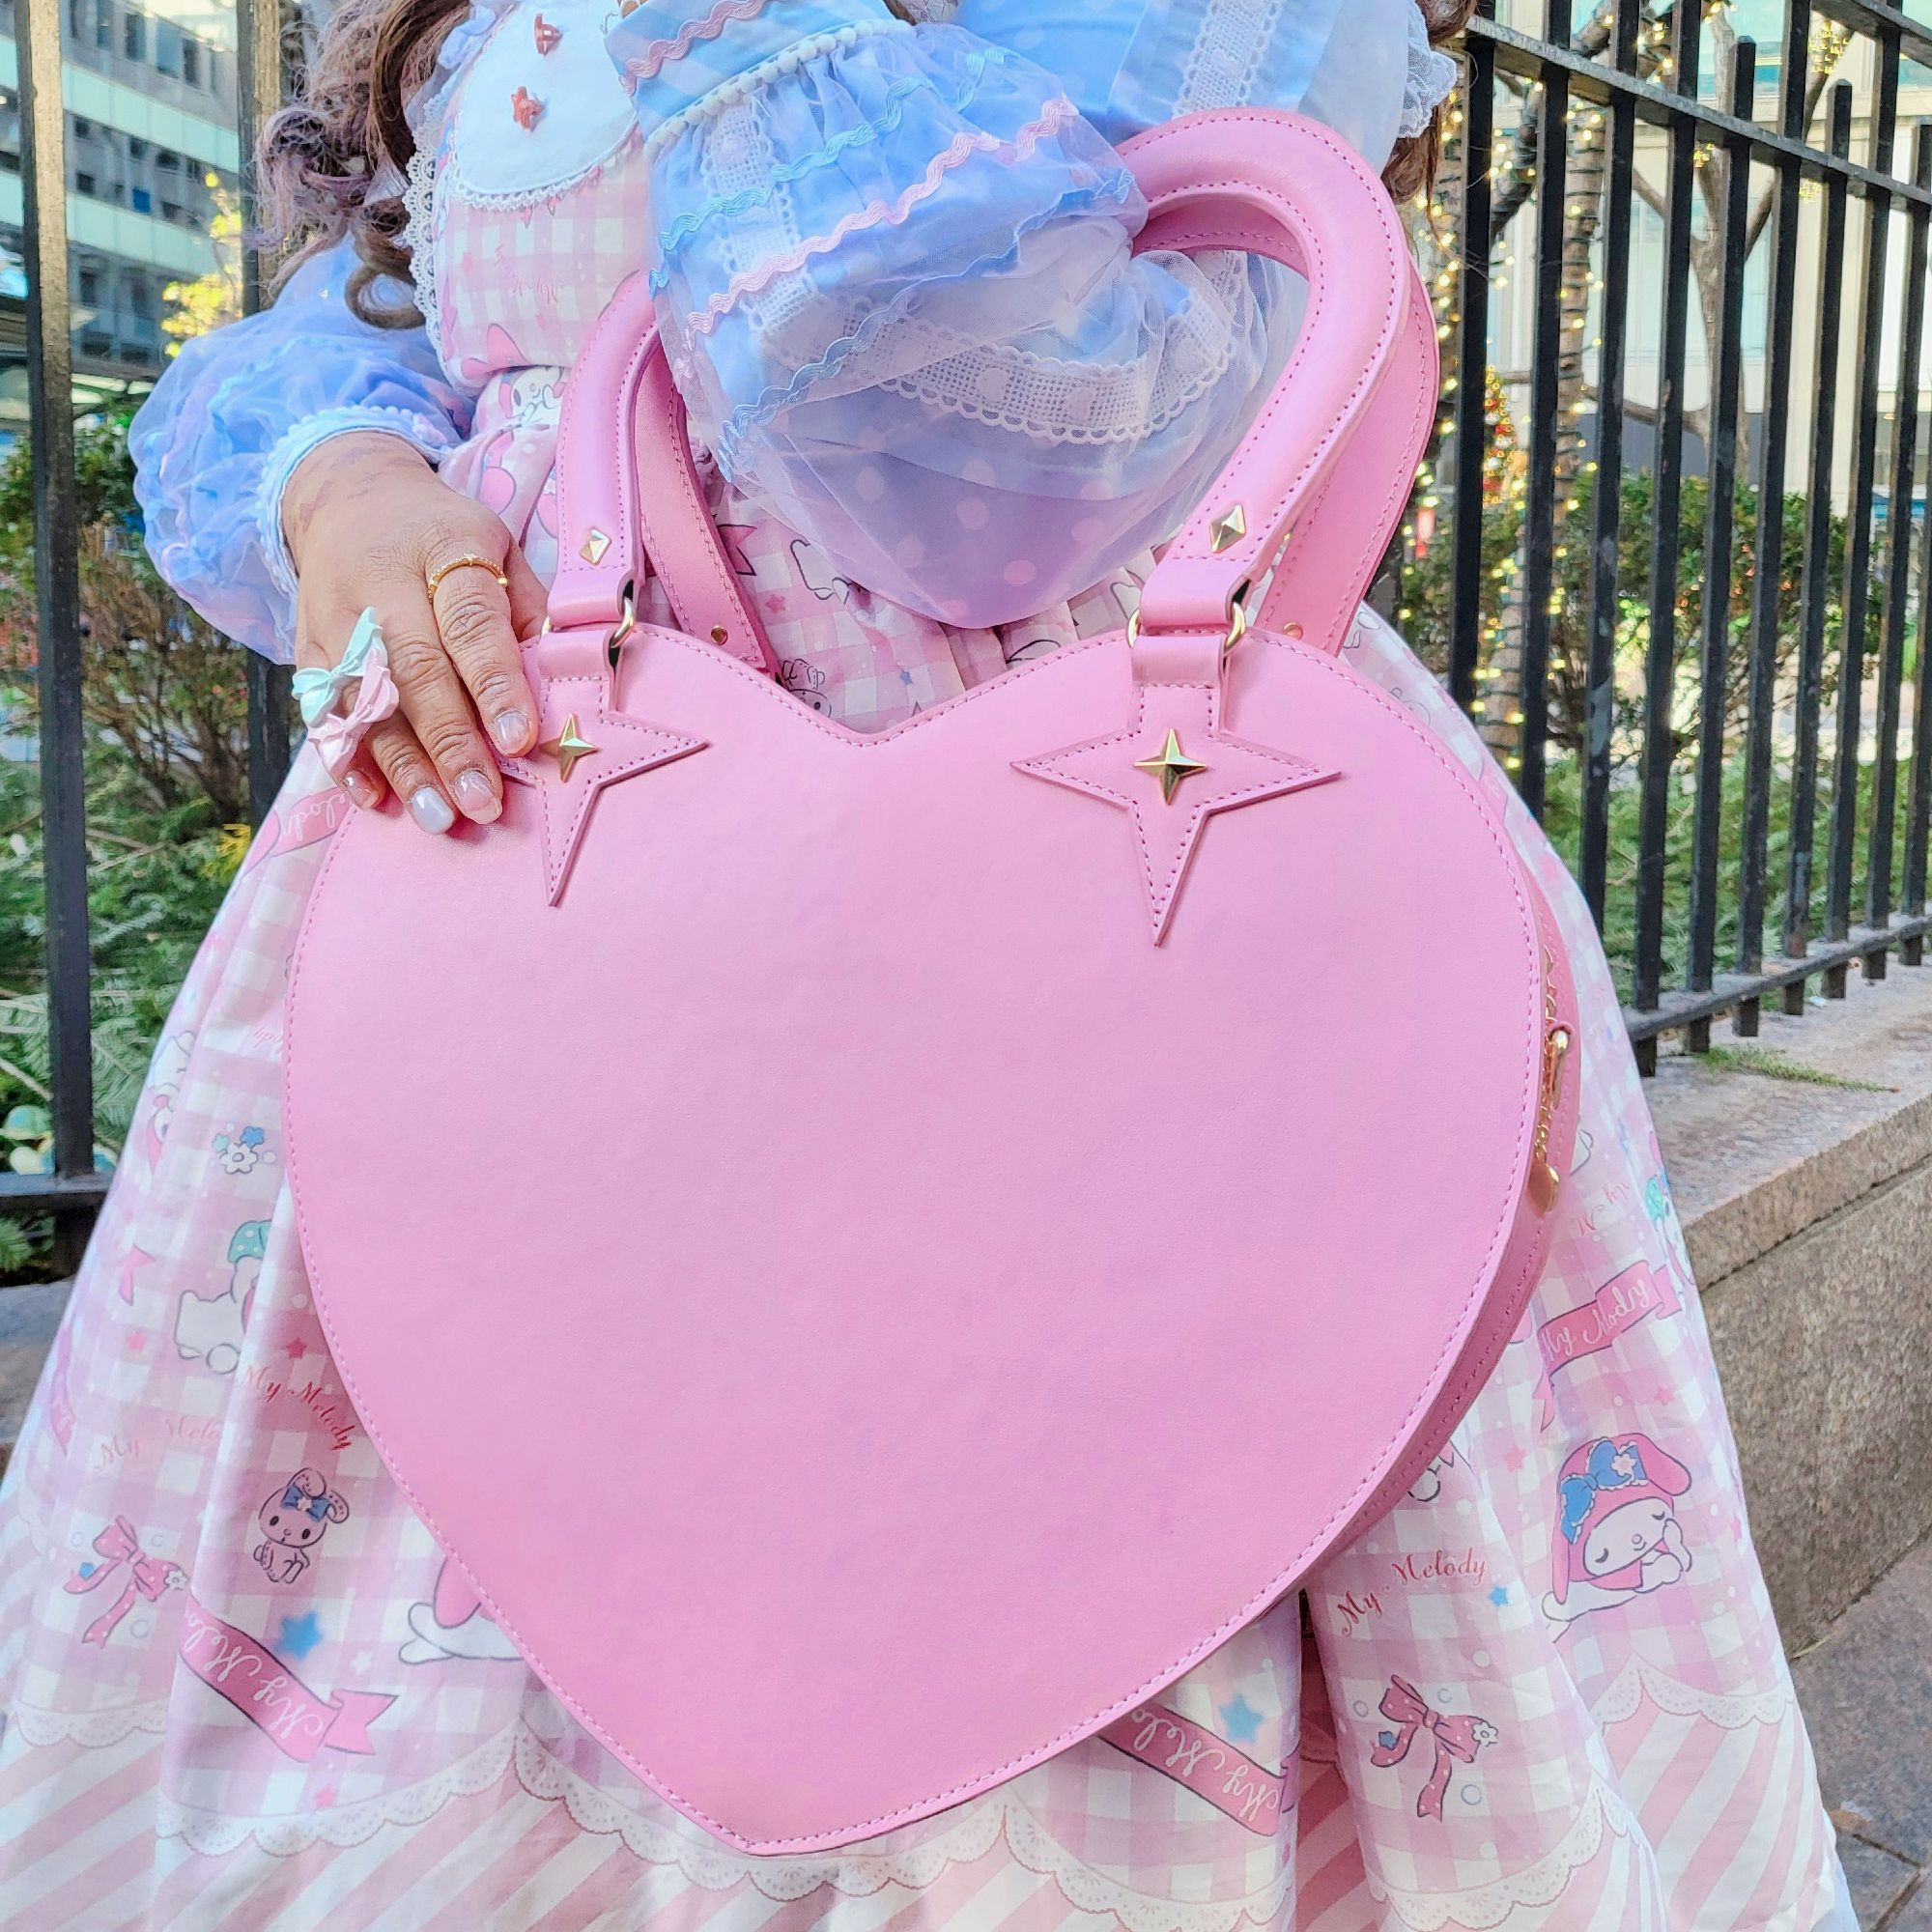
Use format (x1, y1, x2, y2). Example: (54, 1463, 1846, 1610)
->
(5, 0, 1931, 1249)
(1446, 0, 1932, 1071)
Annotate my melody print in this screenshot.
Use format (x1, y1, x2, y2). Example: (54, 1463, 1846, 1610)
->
(254, 1470, 352, 1584)
(1544, 1435, 1694, 1630)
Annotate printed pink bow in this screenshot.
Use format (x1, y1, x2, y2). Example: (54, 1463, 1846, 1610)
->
(65, 1516, 184, 1646)
(1368, 1676, 1491, 1822)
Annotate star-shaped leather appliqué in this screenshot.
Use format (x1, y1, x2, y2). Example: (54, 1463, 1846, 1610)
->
(500, 672, 704, 905)
(1016, 685, 1335, 942)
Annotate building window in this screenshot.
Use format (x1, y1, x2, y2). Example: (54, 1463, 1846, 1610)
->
(128, 136, 146, 159)
(123, 5, 143, 60)
(74, 170, 96, 196)
(130, 185, 152, 213)
(156, 149, 178, 171)
(182, 34, 199, 86)
(160, 199, 182, 222)
(77, 267, 99, 304)
(93, 0, 108, 48)
(155, 19, 180, 74)
(127, 274, 152, 319)
(71, 116, 92, 139)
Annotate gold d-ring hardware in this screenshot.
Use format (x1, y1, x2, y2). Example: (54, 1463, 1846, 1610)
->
(1126, 588, 1250, 657)
(604, 586, 637, 666)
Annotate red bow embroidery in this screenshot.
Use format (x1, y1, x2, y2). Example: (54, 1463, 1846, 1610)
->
(1368, 1676, 1495, 1821)
(65, 1517, 184, 1647)
(533, 14, 560, 53)
(511, 86, 544, 130)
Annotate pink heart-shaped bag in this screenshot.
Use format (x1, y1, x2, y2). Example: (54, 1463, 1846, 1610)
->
(287, 111, 1581, 1853)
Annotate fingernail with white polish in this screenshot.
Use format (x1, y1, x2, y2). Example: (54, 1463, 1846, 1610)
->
(343, 770, 381, 809)
(454, 769, 501, 823)
(409, 786, 455, 835)
(491, 709, 531, 753)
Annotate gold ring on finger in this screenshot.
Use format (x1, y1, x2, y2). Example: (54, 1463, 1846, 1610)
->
(425, 554, 511, 600)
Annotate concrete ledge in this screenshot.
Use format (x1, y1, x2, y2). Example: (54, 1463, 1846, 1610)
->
(1651, 964, 1932, 1653)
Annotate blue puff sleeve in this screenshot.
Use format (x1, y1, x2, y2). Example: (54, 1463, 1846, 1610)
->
(950, 0, 1430, 164)
(616, 0, 1288, 628)
(129, 241, 471, 662)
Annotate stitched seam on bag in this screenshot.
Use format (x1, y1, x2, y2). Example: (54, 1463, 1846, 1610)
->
(1133, 117, 1403, 602)
(288, 619, 1540, 1847)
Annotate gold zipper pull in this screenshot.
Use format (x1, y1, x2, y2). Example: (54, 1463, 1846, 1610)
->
(1528, 1024, 1573, 1214)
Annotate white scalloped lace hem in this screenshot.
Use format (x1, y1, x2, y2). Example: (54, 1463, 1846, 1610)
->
(1366, 1775, 1640, 1932)
(152, 1720, 1290, 1932)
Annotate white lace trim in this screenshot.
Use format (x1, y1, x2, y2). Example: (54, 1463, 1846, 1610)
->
(159, 1726, 521, 1858)
(93, 1664, 1800, 1929)
(870, 252, 1254, 448)
(401, 137, 444, 350)
(256, 406, 462, 612)
(1004, 1804, 1293, 1932)
(153, 1718, 1288, 1932)
(1401, 4, 1460, 140)
(1368, 1774, 1641, 1932)
(10, 1698, 171, 1749)
(1590, 1655, 1798, 1732)
(1176, 0, 1291, 119)
(396, 2, 493, 339)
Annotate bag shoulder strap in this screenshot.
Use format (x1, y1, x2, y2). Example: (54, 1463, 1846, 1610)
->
(546, 276, 776, 675)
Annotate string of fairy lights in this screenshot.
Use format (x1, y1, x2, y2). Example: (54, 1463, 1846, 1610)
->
(1402, 3, 1854, 771)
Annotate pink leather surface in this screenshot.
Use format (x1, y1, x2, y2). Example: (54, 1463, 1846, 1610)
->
(1128, 116, 1409, 637)
(285, 113, 1579, 1855)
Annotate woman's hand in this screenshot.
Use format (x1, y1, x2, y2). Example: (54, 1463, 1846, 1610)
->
(283, 432, 549, 831)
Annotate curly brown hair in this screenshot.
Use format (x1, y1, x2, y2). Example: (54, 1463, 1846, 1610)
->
(256, 0, 1475, 327)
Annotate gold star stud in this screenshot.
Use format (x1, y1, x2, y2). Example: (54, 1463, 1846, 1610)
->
(1134, 727, 1211, 805)
(1208, 503, 1247, 554)
(540, 713, 598, 781)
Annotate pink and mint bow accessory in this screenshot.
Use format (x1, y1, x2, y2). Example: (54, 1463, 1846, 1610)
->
(292, 609, 401, 782)
(64, 1516, 185, 1647)
(1368, 1676, 1498, 1822)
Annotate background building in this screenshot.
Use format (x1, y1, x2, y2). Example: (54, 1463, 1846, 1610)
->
(0, 0, 238, 435)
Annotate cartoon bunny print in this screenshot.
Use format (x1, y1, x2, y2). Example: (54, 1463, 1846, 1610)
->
(1543, 1434, 1693, 1630)
(255, 1469, 349, 1584)
(174, 1219, 268, 1376)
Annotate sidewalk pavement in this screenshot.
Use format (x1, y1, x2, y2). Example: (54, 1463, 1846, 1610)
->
(1793, 1532, 1932, 1928)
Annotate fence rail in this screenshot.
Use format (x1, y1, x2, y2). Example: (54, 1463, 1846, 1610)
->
(5, 0, 1932, 1239)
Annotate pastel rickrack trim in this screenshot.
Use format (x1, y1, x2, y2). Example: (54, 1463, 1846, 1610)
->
(291, 610, 402, 781)
(649, 44, 1016, 276)
(622, 0, 773, 85)
(640, 18, 911, 156)
(680, 95, 1082, 339)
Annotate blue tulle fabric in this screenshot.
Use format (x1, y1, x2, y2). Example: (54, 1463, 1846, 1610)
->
(639, 9, 1291, 624)
(128, 243, 470, 662)
(132, 0, 1424, 646)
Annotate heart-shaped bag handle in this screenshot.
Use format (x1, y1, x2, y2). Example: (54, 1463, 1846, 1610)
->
(545, 109, 1429, 665)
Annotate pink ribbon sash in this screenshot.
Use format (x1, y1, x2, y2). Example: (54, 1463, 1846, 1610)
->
(1100, 1705, 1293, 1833)
(1530, 1261, 1682, 1429)
(180, 1594, 394, 1761)
(243, 785, 354, 877)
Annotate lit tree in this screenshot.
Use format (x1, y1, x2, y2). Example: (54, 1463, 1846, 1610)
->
(161, 177, 244, 353)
